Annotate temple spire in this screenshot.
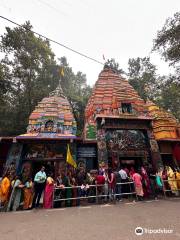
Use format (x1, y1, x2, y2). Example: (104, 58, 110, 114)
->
(49, 81, 66, 98)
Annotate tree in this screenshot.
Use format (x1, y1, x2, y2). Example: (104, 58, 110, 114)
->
(0, 21, 91, 136)
(153, 12, 180, 120)
(0, 21, 59, 135)
(104, 58, 124, 74)
(0, 62, 12, 134)
(153, 12, 180, 65)
(0, 22, 91, 135)
(58, 57, 92, 135)
(0, 62, 11, 96)
(127, 57, 158, 101)
(155, 75, 180, 120)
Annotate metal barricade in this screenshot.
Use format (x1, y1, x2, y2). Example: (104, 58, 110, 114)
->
(52, 181, 137, 207)
(162, 179, 180, 198)
(0, 201, 3, 212)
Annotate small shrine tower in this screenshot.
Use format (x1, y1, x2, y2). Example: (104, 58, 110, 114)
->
(23, 84, 77, 138)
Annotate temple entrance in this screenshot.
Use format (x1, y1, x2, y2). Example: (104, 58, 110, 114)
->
(119, 156, 143, 171)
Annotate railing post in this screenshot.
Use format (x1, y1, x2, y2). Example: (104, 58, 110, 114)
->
(52, 187, 55, 208)
(162, 179, 167, 199)
(95, 184, 98, 204)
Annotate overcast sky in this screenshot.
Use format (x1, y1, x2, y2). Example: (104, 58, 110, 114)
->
(0, 0, 179, 85)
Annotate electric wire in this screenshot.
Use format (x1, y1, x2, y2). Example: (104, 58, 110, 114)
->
(0, 15, 104, 65)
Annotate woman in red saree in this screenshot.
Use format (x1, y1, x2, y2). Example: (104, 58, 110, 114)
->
(141, 167, 151, 198)
(43, 173, 54, 209)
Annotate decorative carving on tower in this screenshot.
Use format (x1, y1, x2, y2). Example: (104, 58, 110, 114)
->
(20, 83, 77, 138)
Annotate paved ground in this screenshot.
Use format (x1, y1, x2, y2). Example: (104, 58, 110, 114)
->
(0, 198, 180, 240)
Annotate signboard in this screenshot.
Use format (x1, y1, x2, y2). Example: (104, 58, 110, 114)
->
(77, 147, 97, 170)
(77, 147, 96, 158)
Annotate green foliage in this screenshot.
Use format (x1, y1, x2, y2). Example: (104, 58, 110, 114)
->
(104, 58, 124, 74)
(0, 21, 59, 135)
(0, 23, 91, 136)
(153, 12, 180, 65)
(127, 57, 180, 120)
(0, 62, 11, 96)
(59, 57, 92, 136)
(155, 76, 180, 120)
(128, 57, 158, 101)
(153, 12, 180, 120)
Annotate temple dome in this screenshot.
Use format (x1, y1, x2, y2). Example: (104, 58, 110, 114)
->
(22, 84, 77, 138)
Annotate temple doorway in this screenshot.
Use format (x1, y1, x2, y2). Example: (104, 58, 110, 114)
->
(119, 156, 143, 171)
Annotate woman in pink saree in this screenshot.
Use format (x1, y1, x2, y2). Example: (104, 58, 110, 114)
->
(43, 173, 54, 209)
(132, 171, 144, 201)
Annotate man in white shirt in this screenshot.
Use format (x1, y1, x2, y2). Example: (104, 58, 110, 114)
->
(119, 168, 128, 196)
(32, 166, 46, 208)
(119, 168, 128, 180)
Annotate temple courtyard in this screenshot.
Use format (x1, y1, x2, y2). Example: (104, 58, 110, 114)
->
(0, 198, 180, 240)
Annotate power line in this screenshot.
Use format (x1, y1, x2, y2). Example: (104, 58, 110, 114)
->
(36, 0, 68, 17)
(0, 15, 104, 65)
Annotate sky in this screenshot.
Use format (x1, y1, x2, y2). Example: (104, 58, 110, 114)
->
(0, 0, 179, 85)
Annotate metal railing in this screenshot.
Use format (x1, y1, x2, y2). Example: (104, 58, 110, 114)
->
(52, 181, 137, 207)
(162, 179, 180, 197)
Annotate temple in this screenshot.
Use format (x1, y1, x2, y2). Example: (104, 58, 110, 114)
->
(3, 84, 79, 179)
(84, 67, 180, 170)
(0, 67, 180, 177)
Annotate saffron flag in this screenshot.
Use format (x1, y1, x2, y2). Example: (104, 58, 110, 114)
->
(60, 67, 64, 77)
(66, 144, 77, 168)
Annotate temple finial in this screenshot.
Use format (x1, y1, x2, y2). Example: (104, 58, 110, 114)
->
(49, 81, 66, 98)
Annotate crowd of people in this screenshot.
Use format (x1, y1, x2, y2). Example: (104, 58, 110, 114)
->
(0, 163, 180, 212)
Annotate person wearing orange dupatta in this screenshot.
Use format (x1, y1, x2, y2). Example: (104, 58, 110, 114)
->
(0, 173, 11, 207)
(43, 173, 54, 209)
(23, 178, 33, 210)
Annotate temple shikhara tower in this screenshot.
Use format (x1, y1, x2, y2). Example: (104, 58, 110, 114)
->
(84, 66, 180, 170)
(21, 85, 77, 138)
